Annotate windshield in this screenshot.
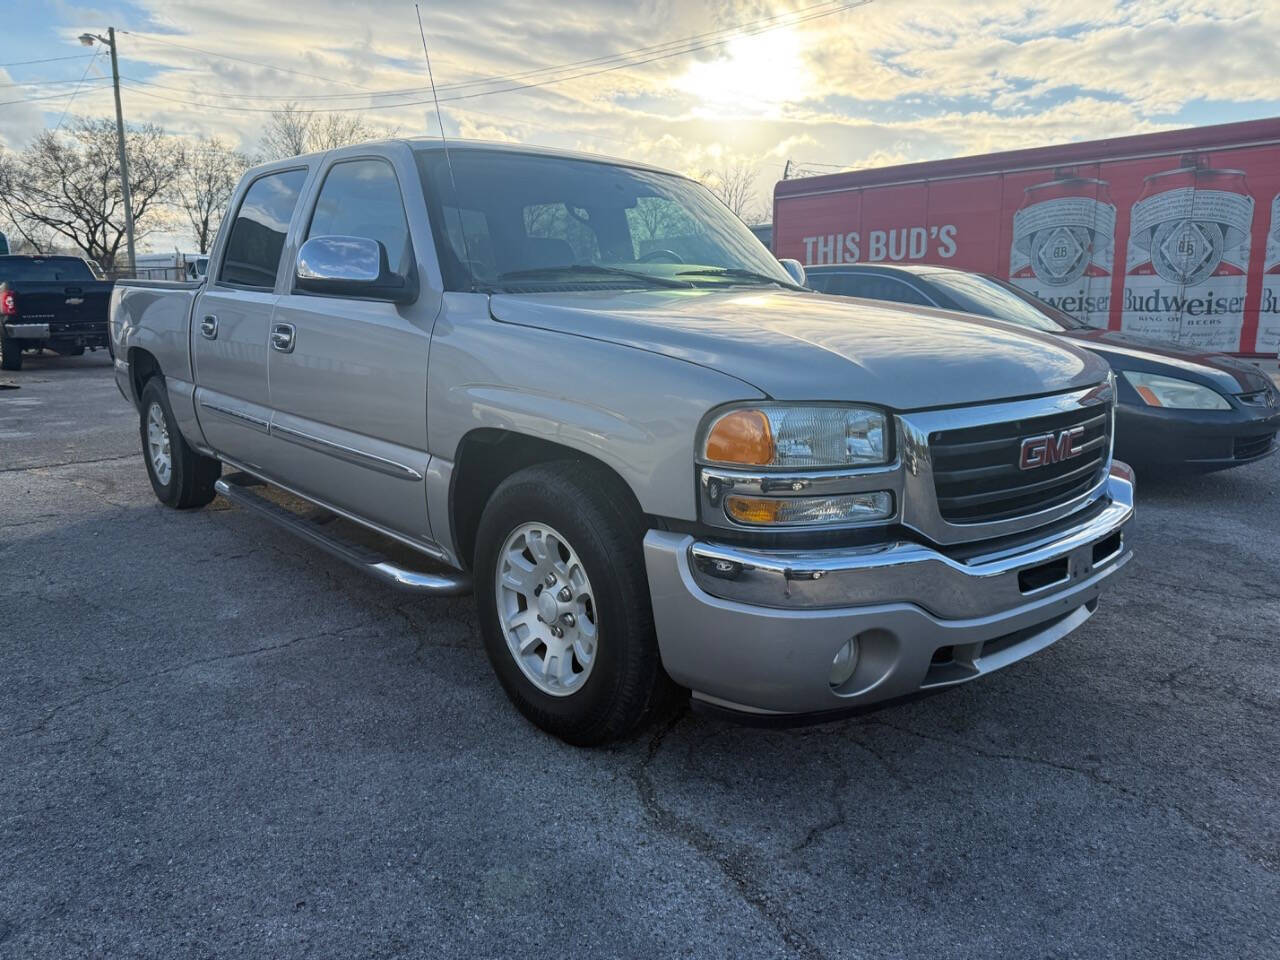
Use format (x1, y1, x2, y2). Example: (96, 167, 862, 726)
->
(0, 257, 93, 282)
(925, 272, 1082, 332)
(415, 148, 791, 293)
(991, 277, 1092, 330)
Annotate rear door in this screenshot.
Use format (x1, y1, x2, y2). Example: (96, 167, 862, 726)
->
(262, 149, 439, 542)
(192, 166, 309, 469)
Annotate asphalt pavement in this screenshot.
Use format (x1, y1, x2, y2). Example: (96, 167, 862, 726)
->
(2, 353, 1278, 959)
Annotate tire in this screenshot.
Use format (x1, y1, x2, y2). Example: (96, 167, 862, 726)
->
(0, 336, 21, 371)
(139, 377, 221, 509)
(474, 460, 678, 746)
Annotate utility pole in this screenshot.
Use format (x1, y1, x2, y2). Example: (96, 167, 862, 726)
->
(79, 27, 136, 274)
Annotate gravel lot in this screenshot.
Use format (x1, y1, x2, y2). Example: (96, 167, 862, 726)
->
(2, 354, 1278, 959)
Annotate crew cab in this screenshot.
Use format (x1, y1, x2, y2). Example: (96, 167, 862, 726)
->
(109, 140, 1134, 744)
(0, 255, 113, 371)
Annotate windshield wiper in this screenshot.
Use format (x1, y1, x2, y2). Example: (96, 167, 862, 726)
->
(676, 266, 802, 289)
(497, 264, 691, 289)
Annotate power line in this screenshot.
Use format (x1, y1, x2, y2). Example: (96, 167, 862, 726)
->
(53, 49, 106, 132)
(0, 75, 111, 89)
(0, 87, 113, 107)
(401, 0, 862, 96)
(119, 30, 369, 90)
(115, 0, 866, 105)
(0, 53, 97, 68)
(111, 0, 871, 115)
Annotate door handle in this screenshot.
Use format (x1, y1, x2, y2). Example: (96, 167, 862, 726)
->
(200, 315, 218, 339)
(270, 322, 296, 353)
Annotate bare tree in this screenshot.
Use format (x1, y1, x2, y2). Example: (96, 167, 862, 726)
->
(260, 102, 312, 159)
(310, 111, 388, 151)
(177, 136, 249, 254)
(259, 102, 395, 160)
(0, 118, 183, 271)
(701, 159, 764, 223)
(0, 151, 45, 253)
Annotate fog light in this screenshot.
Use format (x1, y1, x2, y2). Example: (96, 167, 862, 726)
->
(725, 491, 893, 526)
(828, 637, 860, 688)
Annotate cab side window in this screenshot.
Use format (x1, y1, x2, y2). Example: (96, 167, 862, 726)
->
(219, 168, 307, 289)
(306, 159, 413, 278)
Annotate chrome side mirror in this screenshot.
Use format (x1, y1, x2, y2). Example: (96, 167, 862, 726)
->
(778, 258, 806, 287)
(295, 235, 417, 304)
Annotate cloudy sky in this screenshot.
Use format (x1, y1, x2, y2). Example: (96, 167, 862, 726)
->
(3, 0, 1279, 251)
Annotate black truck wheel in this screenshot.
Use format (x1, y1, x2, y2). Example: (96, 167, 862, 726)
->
(0, 336, 22, 371)
(474, 460, 677, 746)
(139, 378, 221, 509)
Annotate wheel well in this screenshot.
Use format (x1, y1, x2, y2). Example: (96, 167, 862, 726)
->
(450, 429, 645, 569)
(128, 348, 161, 407)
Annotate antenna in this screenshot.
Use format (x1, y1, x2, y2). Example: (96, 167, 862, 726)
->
(415, 3, 476, 291)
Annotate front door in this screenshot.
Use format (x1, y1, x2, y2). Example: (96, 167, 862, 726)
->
(192, 167, 309, 470)
(262, 155, 437, 543)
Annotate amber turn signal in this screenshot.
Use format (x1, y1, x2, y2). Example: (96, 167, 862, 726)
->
(724, 496, 783, 524)
(704, 409, 775, 466)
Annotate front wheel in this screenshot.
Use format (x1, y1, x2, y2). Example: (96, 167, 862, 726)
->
(474, 461, 677, 745)
(139, 377, 221, 509)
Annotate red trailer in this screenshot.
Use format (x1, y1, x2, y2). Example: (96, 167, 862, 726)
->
(772, 118, 1280, 357)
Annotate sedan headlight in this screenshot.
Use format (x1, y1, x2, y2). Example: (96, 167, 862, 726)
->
(702, 405, 888, 468)
(1121, 371, 1230, 410)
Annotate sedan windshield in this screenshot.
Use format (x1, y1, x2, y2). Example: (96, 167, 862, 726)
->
(926, 272, 1086, 332)
(415, 148, 791, 294)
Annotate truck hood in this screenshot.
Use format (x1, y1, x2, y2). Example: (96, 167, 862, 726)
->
(490, 288, 1107, 410)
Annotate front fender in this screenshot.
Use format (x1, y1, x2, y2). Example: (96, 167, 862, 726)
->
(427, 296, 764, 523)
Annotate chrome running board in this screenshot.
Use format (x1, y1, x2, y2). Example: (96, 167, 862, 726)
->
(214, 472, 472, 596)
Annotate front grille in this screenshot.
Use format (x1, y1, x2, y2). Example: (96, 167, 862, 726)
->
(1234, 433, 1275, 460)
(930, 403, 1110, 524)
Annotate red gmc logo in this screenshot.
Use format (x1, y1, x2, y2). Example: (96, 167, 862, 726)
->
(1019, 426, 1086, 470)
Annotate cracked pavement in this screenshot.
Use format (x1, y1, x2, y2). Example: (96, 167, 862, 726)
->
(2, 355, 1279, 958)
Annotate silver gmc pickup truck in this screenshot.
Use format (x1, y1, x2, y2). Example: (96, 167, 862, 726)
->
(109, 139, 1134, 744)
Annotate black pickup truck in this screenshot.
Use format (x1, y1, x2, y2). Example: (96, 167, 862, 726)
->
(0, 255, 113, 371)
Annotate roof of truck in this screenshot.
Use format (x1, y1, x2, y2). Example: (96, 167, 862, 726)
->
(404, 137, 679, 176)
(244, 137, 683, 181)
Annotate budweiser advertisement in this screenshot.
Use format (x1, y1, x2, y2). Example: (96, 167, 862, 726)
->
(773, 118, 1280, 356)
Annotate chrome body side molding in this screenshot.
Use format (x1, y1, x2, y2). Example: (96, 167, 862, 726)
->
(269, 422, 424, 481)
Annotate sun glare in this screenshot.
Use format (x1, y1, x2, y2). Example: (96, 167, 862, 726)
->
(678, 30, 813, 114)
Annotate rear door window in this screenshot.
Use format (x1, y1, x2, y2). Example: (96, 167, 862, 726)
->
(219, 168, 307, 289)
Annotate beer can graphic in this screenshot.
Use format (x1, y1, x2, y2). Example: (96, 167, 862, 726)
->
(1121, 158, 1254, 352)
(1260, 193, 1280, 354)
(1010, 176, 1116, 328)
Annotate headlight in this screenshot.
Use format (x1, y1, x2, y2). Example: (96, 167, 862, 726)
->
(1121, 371, 1230, 410)
(702, 405, 888, 468)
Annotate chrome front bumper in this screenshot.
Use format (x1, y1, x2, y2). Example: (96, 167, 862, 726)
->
(643, 465, 1134, 717)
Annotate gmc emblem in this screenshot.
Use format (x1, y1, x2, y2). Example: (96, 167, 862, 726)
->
(1019, 426, 1086, 470)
